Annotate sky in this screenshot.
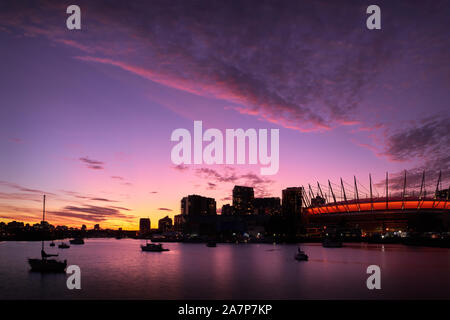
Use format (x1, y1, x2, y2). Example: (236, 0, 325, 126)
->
(0, 0, 449, 229)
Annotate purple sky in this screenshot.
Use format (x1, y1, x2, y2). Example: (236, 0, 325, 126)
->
(0, 0, 448, 229)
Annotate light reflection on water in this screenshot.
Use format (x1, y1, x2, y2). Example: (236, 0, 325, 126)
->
(0, 239, 449, 299)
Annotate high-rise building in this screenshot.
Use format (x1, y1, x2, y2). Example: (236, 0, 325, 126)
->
(282, 187, 304, 216)
(139, 218, 151, 234)
(173, 214, 186, 232)
(233, 186, 254, 215)
(181, 197, 187, 215)
(94, 224, 100, 231)
(254, 197, 281, 215)
(221, 204, 233, 216)
(181, 195, 216, 216)
(158, 215, 173, 232)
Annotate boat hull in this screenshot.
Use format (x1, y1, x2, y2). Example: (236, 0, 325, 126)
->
(28, 258, 67, 272)
(294, 253, 309, 261)
(140, 245, 169, 252)
(69, 239, 85, 245)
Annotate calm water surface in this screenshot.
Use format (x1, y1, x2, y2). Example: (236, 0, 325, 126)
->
(0, 239, 449, 299)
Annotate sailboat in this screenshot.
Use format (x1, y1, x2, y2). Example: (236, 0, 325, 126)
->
(28, 195, 67, 272)
(294, 246, 309, 261)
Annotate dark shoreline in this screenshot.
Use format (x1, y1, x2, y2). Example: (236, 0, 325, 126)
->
(1, 237, 449, 248)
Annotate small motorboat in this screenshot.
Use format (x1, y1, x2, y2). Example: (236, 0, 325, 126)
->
(58, 242, 70, 249)
(69, 238, 85, 245)
(294, 247, 308, 261)
(28, 258, 67, 273)
(206, 241, 217, 247)
(141, 242, 169, 252)
(49, 241, 55, 247)
(322, 238, 343, 248)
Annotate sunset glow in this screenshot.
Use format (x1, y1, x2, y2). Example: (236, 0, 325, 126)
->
(0, 0, 448, 230)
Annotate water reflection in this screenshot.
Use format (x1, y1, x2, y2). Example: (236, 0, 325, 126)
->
(0, 240, 448, 299)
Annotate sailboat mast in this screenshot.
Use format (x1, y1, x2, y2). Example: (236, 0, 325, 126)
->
(43, 195, 46, 222)
(42, 195, 46, 251)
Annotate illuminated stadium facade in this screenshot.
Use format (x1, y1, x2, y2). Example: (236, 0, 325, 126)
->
(302, 171, 449, 234)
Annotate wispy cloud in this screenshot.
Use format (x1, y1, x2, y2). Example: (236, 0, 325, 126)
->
(207, 182, 217, 190)
(382, 117, 449, 163)
(90, 197, 118, 203)
(173, 164, 189, 172)
(110, 176, 133, 187)
(0, 181, 55, 195)
(372, 117, 450, 191)
(50, 205, 132, 223)
(195, 167, 274, 197)
(109, 206, 131, 211)
(0, 192, 42, 202)
(79, 157, 104, 170)
(4, 1, 446, 134)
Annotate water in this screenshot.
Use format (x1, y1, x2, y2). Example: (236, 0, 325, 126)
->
(0, 239, 449, 299)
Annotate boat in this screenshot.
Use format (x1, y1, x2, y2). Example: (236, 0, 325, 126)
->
(69, 238, 85, 245)
(28, 258, 67, 273)
(141, 241, 169, 252)
(27, 195, 68, 273)
(206, 241, 217, 247)
(58, 242, 70, 249)
(49, 241, 55, 247)
(322, 238, 343, 248)
(294, 247, 308, 261)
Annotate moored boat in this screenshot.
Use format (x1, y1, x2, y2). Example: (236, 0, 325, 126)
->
(294, 247, 308, 261)
(58, 242, 70, 249)
(27, 195, 68, 272)
(141, 242, 169, 252)
(28, 258, 67, 273)
(69, 238, 85, 245)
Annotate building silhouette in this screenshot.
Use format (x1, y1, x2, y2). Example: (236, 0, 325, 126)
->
(139, 218, 151, 234)
(282, 187, 304, 216)
(254, 197, 281, 215)
(158, 215, 173, 232)
(181, 195, 216, 216)
(221, 204, 233, 216)
(233, 186, 254, 215)
(173, 214, 185, 232)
